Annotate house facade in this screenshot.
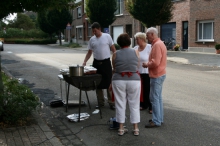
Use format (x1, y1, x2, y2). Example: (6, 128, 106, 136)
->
(109, 0, 143, 47)
(69, 0, 220, 53)
(68, 0, 143, 46)
(160, 0, 190, 50)
(188, 0, 220, 52)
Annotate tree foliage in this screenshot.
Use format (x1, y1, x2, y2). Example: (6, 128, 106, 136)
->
(0, 0, 76, 19)
(38, 8, 72, 45)
(7, 13, 35, 30)
(126, 0, 174, 27)
(86, 0, 117, 29)
(0, 0, 75, 93)
(37, 11, 57, 39)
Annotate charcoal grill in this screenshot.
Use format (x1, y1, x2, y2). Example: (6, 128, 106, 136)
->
(62, 74, 102, 122)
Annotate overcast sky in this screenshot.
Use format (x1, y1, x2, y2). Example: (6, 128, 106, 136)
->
(3, 13, 17, 24)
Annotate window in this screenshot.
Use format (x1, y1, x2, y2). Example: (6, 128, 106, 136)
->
(72, 10, 75, 19)
(78, 27, 82, 39)
(87, 23, 92, 37)
(115, 0, 123, 15)
(77, 7, 82, 18)
(197, 20, 214, 41)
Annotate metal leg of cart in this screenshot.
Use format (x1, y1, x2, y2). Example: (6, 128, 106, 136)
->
(85, 91, 91, 109)
(78, 82, 83, 122)
(94, 81, 102, 119)
(66, 83, 70, 112)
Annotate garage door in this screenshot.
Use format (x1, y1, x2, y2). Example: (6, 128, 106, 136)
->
(113, 26, 123, 44)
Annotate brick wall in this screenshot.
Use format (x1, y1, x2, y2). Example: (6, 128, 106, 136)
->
(169, 0, 190, 47)
(189, 0, 220, 51)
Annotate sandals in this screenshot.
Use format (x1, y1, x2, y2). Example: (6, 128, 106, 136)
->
(118, 128, 128, 136)
(133, 129, 139, 136)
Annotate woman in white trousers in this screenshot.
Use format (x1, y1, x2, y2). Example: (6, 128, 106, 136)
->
(111, 33, 141, 136)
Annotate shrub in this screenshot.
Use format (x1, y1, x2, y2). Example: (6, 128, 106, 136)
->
(0, 72, 40, 125)
(4, 38, 57, 44)
(215, 44, 220, 50)
(63, 43, 81, 48)
(0, 28, 49, 39)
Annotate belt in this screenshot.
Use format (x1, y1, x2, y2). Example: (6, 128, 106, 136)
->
(94, 58, 110, 62)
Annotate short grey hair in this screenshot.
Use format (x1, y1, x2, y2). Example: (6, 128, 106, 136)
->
(146, 27, 158, 35)
(134, 32, 146, 41)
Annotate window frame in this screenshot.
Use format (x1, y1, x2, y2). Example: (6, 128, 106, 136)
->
(115, 0, 123, 16)
(87, 22, 92, 37)
(197, 20, 214, 42)
(77, 6, 82, 18)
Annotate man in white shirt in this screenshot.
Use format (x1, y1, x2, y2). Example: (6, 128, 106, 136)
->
(83, 22, 116, 109)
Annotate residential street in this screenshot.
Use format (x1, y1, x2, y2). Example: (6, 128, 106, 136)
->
(1, 44, 220, 146)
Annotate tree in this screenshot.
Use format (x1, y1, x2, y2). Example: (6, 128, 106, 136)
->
(86, 0, 117, 30)
(45, 8, 72, 45)
(7, 13, 35, 30)
(0, 0, 76, 19)
(0, 0, 76, 93)
(0, 55, 3, 93)
(37, 11, 57, 39)
(126, 0, 174, 27)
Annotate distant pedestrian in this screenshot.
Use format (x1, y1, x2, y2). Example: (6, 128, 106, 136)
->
(133, 32, 152, 113)
(143, 27, 167, 128)
(82, 22, 116, 110)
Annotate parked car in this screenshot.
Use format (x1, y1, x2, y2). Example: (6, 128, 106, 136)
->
(0, 41, 3, 51)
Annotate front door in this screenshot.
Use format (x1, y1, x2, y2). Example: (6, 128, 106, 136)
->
(113, 26, 123, 44)
(161, 23, 176, 50)
(182, 21, 188, 49)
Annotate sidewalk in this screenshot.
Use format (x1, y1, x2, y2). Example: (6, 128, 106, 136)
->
(167, 50, 220, 68)
(0, 111, 63, 146)
(60, 42, 220, 68)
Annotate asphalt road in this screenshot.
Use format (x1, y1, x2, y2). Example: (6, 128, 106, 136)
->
(1, 44, 220, 146)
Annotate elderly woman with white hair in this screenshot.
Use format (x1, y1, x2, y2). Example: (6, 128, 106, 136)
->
(133, 32, 152, 114)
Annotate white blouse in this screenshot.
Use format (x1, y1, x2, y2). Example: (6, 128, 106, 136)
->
(133, 44, 152, 74)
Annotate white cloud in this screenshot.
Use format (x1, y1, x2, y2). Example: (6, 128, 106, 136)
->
(2, 13, 17, 24)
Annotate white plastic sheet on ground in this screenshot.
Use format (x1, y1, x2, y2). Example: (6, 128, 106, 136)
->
(67, 113, 90, 122)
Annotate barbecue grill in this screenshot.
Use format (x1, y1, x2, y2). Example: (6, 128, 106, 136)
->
(62, 74, 102, 122)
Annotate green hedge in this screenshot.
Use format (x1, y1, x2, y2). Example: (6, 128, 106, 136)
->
(0, 72, 40, 125)
(215, 44, 220, 50)
(5, 38, 57, 44)
(0, 28, 49, 39)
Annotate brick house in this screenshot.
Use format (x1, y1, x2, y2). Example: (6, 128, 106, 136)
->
(109, 0, 143, 47)
(160, 0, 190, 50)
(68, 0, 143, 45)
(188, 0, 220, 52)
(69, 0, 220, 53)
(158, 0, 220, 52)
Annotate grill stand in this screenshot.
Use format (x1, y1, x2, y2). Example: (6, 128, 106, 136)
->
(65, 80, 102, 122)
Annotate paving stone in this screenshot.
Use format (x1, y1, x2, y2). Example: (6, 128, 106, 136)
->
(0, 130, 7, 145)
(59, 126, 67, 130)
(60, 139, 70, 145)
(63, 130, 72, 135)
(70, 138, 86, 146)
(12, 130, 24, 145)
